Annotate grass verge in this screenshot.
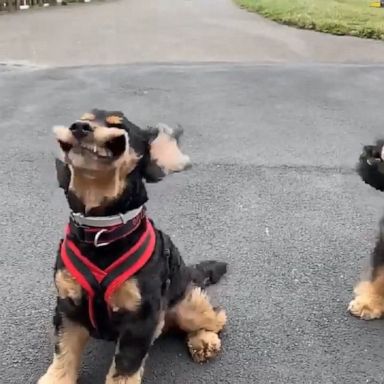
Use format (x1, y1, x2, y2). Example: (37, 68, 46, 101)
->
(234, 0, 384, 40)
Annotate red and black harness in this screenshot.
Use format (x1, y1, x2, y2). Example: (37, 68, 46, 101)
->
(59, 208, 156, 338)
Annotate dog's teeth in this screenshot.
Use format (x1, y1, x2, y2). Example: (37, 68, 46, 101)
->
(98, 148, 107, 157)
(78, 143, 113, 158)
(82, 143, 93, 151)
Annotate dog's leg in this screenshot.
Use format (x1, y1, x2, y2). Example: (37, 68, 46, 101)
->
(349, 235, 384, 320)
(169, 286, 226, 363)
(105, 362, 144, 384)
(38, 316, 89, 384)
(105, 315, 161, 384)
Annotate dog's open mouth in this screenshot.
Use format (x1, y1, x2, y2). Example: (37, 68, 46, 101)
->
(58, 134, 127, 160)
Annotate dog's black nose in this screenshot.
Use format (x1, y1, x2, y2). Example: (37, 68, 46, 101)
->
(69, 121, 92, 140)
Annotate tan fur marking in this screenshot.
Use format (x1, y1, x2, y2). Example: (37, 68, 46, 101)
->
(69, 148, 139, 211)
(53, 126, 76, 145)
(105, 362, 143, 384)
(80, 113, 95, 121)
(171, 287, 226, 363)
(38, 320, 89, 384)
(187, 330, 221, 363)
(93, 126, 126, 144)
(55, 269, 82, 304)
(70, 168, 120, 211)
(106, 115, 124, 125)
(172, 287, 227, 333)
(108, 279, 141, 312)
(348, 270, 384, 320)
(150, 131, 190, 173)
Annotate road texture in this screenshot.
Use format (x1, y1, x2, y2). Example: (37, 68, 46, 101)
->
(1, 0, 384, 66)
(1, 63, 384, 383)
(2, 0, 384, 382)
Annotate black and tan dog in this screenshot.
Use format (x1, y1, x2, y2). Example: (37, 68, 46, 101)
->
(349, 140, 384, 320)
(38, 109, 227, 384)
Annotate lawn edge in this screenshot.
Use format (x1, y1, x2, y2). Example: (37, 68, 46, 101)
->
(233, 0, 384, 41)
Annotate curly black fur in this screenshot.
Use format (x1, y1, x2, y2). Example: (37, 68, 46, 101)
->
(357, 140, 384, 192)
(357, 140, 384, 280)
(47, 109, 227, 380)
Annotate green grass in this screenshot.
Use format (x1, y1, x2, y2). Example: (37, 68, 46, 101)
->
(235, 0, 384, 40)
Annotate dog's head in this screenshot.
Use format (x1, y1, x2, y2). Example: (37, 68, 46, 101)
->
(54, 109, 191, 213)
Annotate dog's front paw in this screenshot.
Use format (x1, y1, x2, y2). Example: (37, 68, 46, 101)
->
(187, 330, 222, 363)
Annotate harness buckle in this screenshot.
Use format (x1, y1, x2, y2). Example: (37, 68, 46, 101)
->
(70, 211, 82, 223)
(94, 229, 109, 248)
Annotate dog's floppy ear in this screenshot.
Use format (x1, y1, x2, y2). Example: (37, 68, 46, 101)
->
(55, 158, 71, 190)
(143, 123, 191, 183)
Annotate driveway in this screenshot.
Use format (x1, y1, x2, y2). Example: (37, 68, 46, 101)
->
(1, 63, 384, 383)
(0, 0, 384, 66)
(1, 0, 384, 383)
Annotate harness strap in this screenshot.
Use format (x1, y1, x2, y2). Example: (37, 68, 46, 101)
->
(103, 221, 156, 302)
(60, 218, 156, 334)
(61, 239, 101, 329)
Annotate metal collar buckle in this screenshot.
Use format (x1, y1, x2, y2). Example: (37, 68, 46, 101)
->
(69, 206, 144, 228)
(70, 212, 82, 222)
(94, 229, 109, 248)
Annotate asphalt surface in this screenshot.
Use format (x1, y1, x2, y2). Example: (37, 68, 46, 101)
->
(0, 63, 384, 383)
(1, 0, 384, 66)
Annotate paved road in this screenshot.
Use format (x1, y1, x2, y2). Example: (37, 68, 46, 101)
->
(1, 0, 384, 66)
(1, 63, 384, 383)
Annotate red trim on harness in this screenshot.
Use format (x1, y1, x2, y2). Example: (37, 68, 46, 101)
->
(105, 223, 152, 273)
(59, 218, 156, 332)
(61, 241, 95, 296)
(65, 235, 106, 282)
(104, 223, 156, 302)
(60, 241, 98, 328)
